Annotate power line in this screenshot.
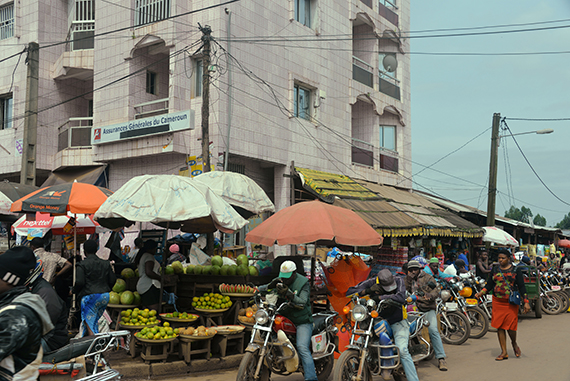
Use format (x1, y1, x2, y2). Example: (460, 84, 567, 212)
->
(406, 17, 570, 34)
(504, 117, 570, 121)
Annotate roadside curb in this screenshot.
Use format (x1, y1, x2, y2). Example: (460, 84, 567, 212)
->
(110, 351, 243, 379)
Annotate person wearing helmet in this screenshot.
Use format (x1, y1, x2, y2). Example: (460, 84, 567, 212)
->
(0, 246, 54, 380)
(25, 254, 69, 353)
(258, 260, 315, 381)
(404, 260, 447, 371)
(347, 269, 419, 381)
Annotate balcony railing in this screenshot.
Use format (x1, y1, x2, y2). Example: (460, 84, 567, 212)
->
(353, 56, 374, 88)
(134, 98, 169, 119)
(67, 20, 95, 51)
(0, 3, 14, 40)
(352, 138, 374, 167)
(135, 0, 171, 27)
(379, 72, 401, 100)
(58, 117, 93, 152)
(379, 1, 398, 26)
(380, 152, 399, 173)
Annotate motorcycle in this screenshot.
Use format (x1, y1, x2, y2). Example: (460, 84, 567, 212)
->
(439, 276, 489, 339)
(236, 292, 338, 381)
(40, 330, 130, 381)
(333, 294, 433, 381)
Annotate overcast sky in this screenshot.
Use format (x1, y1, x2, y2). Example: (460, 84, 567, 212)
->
(410, 0, 570, 227)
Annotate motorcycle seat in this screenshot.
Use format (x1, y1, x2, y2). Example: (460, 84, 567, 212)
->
(312, 315, 328, 335)
(43, 335, 102, 365)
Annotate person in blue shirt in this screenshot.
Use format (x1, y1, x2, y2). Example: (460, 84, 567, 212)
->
(457, 251, 470, 271)
(424, 257, 454, 279)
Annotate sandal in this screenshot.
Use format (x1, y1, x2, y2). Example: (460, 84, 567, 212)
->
(513, 346, 521, 357)
(495, 354, 509, 361)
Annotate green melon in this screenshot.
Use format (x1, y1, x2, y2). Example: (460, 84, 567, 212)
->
(211, 255, 223, 267)
(113, 279, 127, 293)
(120, 290, 135, 305)
(203, 265, 213, 275)
(121, 268, 136, 279)
(193, 265, 203, 275)
(227, 265, 238, 276)
(236, 254, 249, 267)
(248, 266, 259, 276)
(165, 265, 175, 275)
(109, 291, 120, 305)
(211, 265, 221, 275)
(237, 264, 249, 276)
(171, 261, 184, 274)
(133, 291, 141, 305)
(185, 264, 195, 274)
(220, 265, 230, 276)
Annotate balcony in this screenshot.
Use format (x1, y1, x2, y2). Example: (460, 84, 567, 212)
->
(379, 72, 400, 100)
(67, 20, 95, 51)
(134, 98, 169, 119)
(135, 0, 171, 27)
(352, 138, 374, 167)
(58, 117, 93, 152)
(353, 56, 374, 88)
(380, 152, 398, 172)
(378, 1, 398, 26)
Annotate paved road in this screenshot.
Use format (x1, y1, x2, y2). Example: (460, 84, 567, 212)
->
(143, 312, 570, 380)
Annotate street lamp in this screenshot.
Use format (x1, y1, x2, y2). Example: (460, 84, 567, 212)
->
(486, 113, 554, 227)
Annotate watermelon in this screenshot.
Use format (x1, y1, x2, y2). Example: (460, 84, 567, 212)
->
(185, 264, 195, 274)
(236, 254, 249, 267)
(248, 266, 259, 276)
(109, 291, 120, 305)
(121, 268, 136, 279)
(211, 265, 221, 275)
(165, 265, 175, 275)
(211, 255, 223, 267)
(237, 265, 249, 276)
(120, 291, 135, 305)
(203, 265, 213, 275)
(220, 265, 230, 276)
(194, 265, 203, 275)
(133, 291, 141, 305)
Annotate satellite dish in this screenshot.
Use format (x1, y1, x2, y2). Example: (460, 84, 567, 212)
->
(382, 54, 397, 73)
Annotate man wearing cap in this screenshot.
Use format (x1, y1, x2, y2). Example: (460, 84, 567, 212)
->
(424, 257, 454, 280)
(0, 246, 54, 381)
(30, 237, 72, 285)
(405, 260, 448, 371)
(258, 261, 316, 381)
(347, 269, 419, 381)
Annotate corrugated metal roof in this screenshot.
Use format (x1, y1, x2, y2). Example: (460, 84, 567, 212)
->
(334, 199, 419, 227)
(295, 167, 378, 200)
(356, 180, 442, 209)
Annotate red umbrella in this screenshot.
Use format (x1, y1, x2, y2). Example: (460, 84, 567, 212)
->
(558, 239, 570, 248)
(11, 182, 112, 214)
(246, 200, 383, 247)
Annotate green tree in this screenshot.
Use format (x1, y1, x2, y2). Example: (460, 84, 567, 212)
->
(556, 213, 570, 229)
(504, 205, 533, 223)
(533, 214, 546, 227)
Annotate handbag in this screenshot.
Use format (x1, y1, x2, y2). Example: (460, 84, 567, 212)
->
(498, 267, 521, 305)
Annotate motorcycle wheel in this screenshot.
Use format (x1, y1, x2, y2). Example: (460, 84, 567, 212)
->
(315, 355, 334, 381)
(556, 291, 569, 313)
(534, 297, 542, 318)
(541, 293, 563, 315)
(466, 306, 489, 339)
(439, 311, 470, 345)
(236, 352, 270, 381)
(332, 349, 371, 381)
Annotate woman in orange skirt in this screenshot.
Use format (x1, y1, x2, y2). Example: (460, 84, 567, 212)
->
(475, 250, 530, 360)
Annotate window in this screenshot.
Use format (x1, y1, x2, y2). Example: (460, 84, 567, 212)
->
(195, 59, 203, 97)
(380, 0, 396, 8)
(0, 3, 14, 40)
(0, 94, 13, 130)
(294, 84, 311, 120)
(379, 53, 401, 100)
(135, 0, 171, 27)
(380, 125, 396, 151)
(295, 0, 311, 27)
(146, 71, 157, 94)
(69, 0, 95, 50)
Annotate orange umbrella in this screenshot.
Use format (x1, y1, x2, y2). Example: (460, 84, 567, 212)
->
(558, 239, 570, 248)
(11, 182, 112, 214)
(246, 200, 382, 247)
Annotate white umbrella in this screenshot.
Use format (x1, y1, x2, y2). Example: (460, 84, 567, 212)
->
(482, 226, 518, 246)
(0, 192, 13, 215)
(193, 171, 275, 217)
(94, 174, 248, 233)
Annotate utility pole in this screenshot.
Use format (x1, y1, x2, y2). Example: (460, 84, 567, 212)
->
(486, 113, 501, 227)
(20, 42, 39, 186)
(200, 24, 212, 173)
(199, 25, 214, 255)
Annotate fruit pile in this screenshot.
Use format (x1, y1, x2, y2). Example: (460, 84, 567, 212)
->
(183, 254, 259, 276)
(192, 293, 232, 310)
(219, 284, 258, 294)
(110, 279, 141, 305)
(135, 322, 179, 340)
(237, 305, 258, 324)
(162, 311, 198, 320)
(120, 308, 158, 326)
(179, 325, 216, 337)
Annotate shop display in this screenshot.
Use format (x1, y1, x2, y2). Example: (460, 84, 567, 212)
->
(376, 246, 408, 272)
(192, 292, 233, 310)
(237, 305, 258, 324)
(109, 290, 141, 305)
(119, 308, 159, 327)
(219, 284, 258, 294)
(179, 325, 217, 339)
(135, 322, 179, 342)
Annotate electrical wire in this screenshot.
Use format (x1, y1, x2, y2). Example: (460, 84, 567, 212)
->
(504, 117, 570, 121)
(502, 119, 570, 207)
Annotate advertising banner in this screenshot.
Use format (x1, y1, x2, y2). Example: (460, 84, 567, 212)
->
(91, 110, 194, 145)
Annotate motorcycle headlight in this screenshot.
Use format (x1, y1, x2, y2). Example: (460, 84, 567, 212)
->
(459, 286, 472, 298)
(352, 305, 368, 322)
(441, 290, 452, 302)
(367, 298, 377, 309)
(254, 310, 269, 325)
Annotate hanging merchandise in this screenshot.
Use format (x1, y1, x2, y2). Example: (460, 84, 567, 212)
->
(430, 239, 436, 247)
(436, 241, 444, 262)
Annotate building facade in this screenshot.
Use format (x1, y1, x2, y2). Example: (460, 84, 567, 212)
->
(0, 0, 411, 213)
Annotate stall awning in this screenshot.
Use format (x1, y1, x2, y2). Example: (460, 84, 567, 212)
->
(42, 166, 108, 188)
(293, 167, 483, 238)
(294, 167, 379, 201)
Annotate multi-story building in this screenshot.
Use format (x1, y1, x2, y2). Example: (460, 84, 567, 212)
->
(0, 0, 411, 215)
